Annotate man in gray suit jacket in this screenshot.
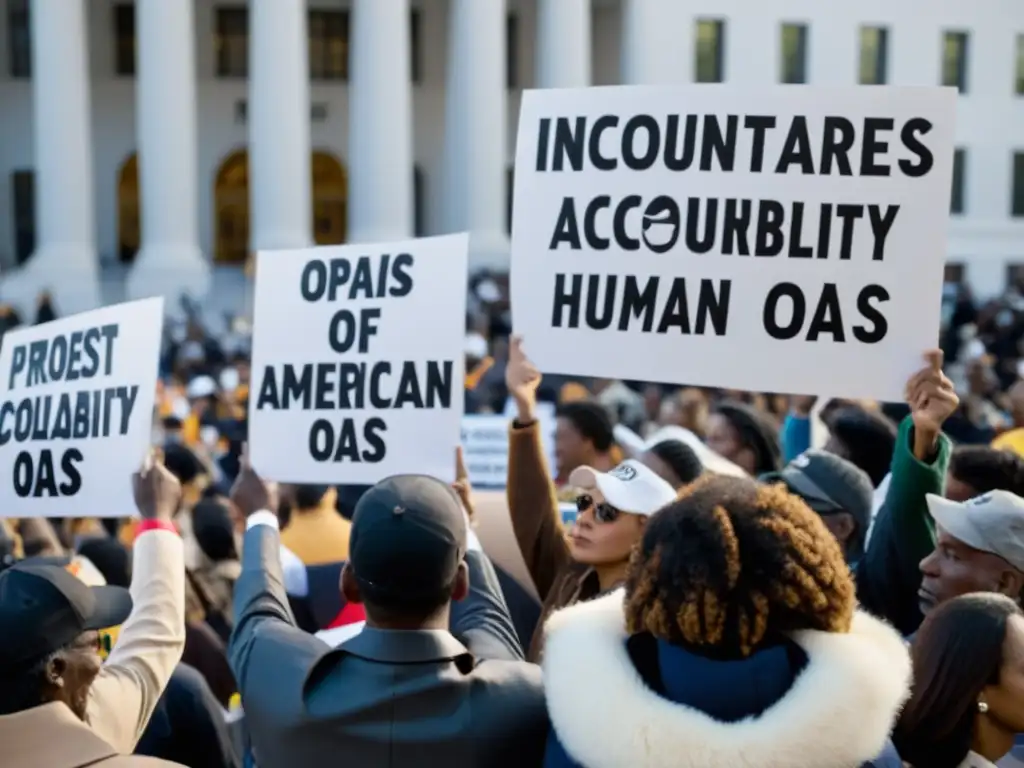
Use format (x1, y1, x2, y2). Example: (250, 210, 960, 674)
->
(228, 462, 548, 768)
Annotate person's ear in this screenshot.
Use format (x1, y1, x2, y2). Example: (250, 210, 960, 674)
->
(450, 561, 470, 603)
(997, 568, 1024, 599)
(831, 512, 856, 542)
(43, 655, 67, 695)
(340, 563, 362, 605)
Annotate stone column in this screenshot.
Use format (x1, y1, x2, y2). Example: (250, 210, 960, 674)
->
(537, 0, 591, 88)
(4, 0, 100, 313)
(127, 0, 210, 304)
(348, 0, 413, 244)
(442, 0, 508, 269)
(248, 0, 312, 250)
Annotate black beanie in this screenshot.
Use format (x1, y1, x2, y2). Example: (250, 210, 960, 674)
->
(647, 440, 704, 487)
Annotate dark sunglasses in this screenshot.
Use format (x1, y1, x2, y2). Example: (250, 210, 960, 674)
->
(575, 494, 622, 524)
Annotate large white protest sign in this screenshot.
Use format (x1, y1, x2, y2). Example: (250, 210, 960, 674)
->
(511, 85, 957, 400)
(0, 297, 163, 517)
(461, 413, 556, 488)
(249, 234, 469, 484)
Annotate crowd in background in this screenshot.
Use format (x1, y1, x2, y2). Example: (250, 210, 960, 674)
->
(4, 273, 1024, 767)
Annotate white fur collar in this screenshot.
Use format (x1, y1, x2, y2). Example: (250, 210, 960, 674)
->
(543, 590, 911, 768)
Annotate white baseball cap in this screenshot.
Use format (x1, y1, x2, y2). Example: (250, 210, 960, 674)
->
(926, 490, 1024, 572)
(569, 459, 676, 517)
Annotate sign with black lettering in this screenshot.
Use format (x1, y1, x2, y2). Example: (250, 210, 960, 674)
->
(0, 297, 163, 517)
(248, 234, 469, 483)
(510, 86, 957, 399)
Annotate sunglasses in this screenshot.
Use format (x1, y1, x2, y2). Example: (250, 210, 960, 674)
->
(575, 493, 622, 524)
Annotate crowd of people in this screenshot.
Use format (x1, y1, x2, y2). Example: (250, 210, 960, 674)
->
(5, 279, 1024, 767)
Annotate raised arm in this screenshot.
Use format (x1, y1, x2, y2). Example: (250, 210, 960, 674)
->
(505, 337, 572, 600)
(88, 454, 187, 754)
(227, 451, 329, 704)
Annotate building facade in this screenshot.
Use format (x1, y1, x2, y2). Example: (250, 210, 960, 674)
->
(0, 0, 1022, 313)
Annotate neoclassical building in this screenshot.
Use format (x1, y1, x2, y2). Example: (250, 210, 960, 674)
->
(0, 0, 1022, 313)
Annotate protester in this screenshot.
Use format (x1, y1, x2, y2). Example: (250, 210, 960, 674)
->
(553, 400, 616, 485)
(190, 498, 240, 640)
(918, 491, 1024, 620)
(762, 449, 874, 565)
(894, 593, 1024, 767)
(228, 452, 548, 767)
(946, 446, 1024, 502)
(640, 439, 704, 489)
(542, 476, 910, 768)
(823, 406, 899, 487)
(705, 401, 781, 475)
(279, 484, 351, 565)
(505, 339, 677, 661)
(0, 457, 187, 766)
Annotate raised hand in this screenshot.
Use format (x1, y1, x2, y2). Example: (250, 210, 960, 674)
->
(505, 336, 542, 423)
(906, 349, 959, 459)
(132, 448, 182, 521)
(230, 444, 279, 518)
(452, 445, 476, 524)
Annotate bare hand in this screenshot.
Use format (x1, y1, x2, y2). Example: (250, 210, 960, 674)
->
(451, 446, 476, 523)
(132, 449, 182, 521)
(906, 349, 959, 449)
(505, 336, 541, 421)
(230, 444, 279, 518)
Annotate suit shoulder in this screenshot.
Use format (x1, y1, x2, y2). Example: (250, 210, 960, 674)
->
(469, 659, 544, 700)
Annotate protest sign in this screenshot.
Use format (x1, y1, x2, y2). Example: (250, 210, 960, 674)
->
(0, 297, 163, 517)
(461, 413, 556, 488)
(510, 85, 957, 400)
(249, 234, 469, 483)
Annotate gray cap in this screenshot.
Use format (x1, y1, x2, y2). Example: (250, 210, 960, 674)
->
(926, 490, 1024, 572)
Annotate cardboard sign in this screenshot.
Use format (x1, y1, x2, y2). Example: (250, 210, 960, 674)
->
(0, 297, 163, 517)
(510, 85, 957, 400)
(249, 235, 469, 483)
(461, 414, 556, 488)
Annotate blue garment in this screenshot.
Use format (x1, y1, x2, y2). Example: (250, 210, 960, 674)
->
(781, 413, 812, 463)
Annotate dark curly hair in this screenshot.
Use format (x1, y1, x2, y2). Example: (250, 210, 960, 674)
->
(949, 446, 1024, 498)
(624, 475, 855, 658)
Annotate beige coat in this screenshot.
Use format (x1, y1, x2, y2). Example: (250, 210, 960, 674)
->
(0, 701, 182, 768)
(86, 528, 187, 753)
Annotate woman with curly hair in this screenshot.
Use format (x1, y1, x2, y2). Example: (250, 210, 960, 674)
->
(893, 593, 1024, 767)
(541, 475, 911, 768)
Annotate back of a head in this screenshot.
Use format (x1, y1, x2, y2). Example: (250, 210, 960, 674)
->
(828, 407, 897, 487)
(894, 593, 1022, 768)
(949, 446, 1024, 497)
(624, 475, 855, 658)
(192, 499, 238, 562)
(162, 443, 205, 487)
(556, 401, 614, 452)
(292, 484, 331, 511)
(349, 475, 467, 622)
(76, 537, 131, 587)
(647, 440, 703, 487)
(713, 401, 782, 475)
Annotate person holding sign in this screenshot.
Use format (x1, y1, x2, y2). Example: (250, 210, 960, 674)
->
(505, 338, 676, 662)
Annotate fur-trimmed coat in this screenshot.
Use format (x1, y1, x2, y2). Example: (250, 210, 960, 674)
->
(542, 591, 911, 768)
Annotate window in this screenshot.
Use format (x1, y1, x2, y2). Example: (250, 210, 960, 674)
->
(1016, 34, 1024, 95)
(413, 166, 425, 237)
(11, 170, 34, 266)
(695, 19, 725, 83)
(858, 26, 888, 85)
(950, 149, 966, 214)
(7, 0, 30, 78)
(506, 13, 519, 88)
(944, 263, 965, 284)
(942, 31, 969, 93)
(1012, 152, 1024, 217)
(215, 6, 248, 78)
(113, 4, 136, 76)
(411, 8, 422, 83)
(309, 10, 348, 80)
(780, 23, 808, 84)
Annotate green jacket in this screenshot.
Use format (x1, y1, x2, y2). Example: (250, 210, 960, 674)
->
(856, 415, 949, 636)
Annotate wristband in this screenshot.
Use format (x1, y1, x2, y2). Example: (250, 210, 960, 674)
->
(135, 519, 179, 539)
